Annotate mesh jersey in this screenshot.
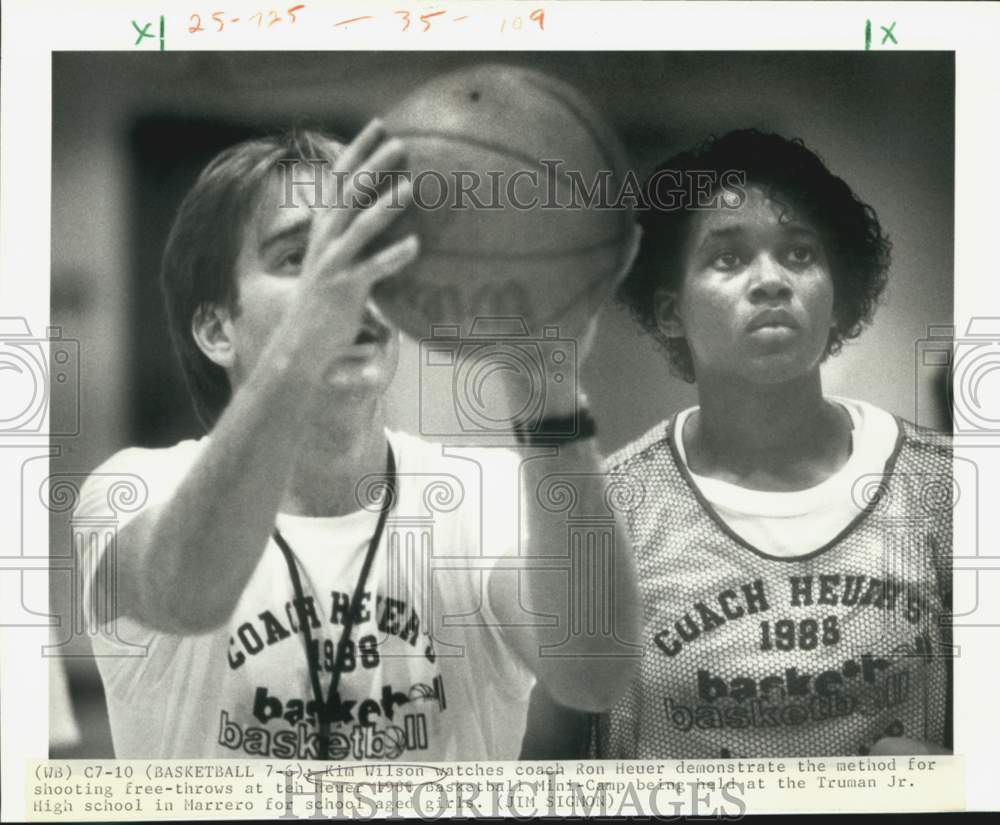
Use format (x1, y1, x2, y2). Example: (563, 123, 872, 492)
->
(596, 415, 952, 759)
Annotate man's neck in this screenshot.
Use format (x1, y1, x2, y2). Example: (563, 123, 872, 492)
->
(685, 370, 852, 491)
(280, 393, 389, 518)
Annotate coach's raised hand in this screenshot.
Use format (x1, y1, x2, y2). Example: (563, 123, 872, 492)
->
(273, 120, 418, 374)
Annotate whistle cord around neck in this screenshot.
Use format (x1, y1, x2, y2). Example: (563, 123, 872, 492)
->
(272, 444, 396, 760)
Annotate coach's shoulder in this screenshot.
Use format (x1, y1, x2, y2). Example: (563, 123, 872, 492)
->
(87, 438, 206, 481)
(602, 419, 673, 475)
(75, 439, 206, 521)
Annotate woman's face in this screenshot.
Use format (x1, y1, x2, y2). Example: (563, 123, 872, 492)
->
(657, 185, 836, 387)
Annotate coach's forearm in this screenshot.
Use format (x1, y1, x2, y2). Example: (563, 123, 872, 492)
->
(509, 437, 642, 711)
(121, 308, 334, 634)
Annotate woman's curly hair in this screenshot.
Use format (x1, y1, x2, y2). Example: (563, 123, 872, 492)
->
(617, 129, 892, 383)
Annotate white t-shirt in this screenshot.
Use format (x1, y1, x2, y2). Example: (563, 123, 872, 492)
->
(75, 430, 534, 760)
(673, 398, 900, 557)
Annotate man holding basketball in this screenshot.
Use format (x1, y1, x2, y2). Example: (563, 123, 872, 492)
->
(75, 121, 640, 760)
(595, 129, 952, 759)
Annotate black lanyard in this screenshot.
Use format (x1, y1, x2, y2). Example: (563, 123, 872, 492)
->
(272, 444, 396, 760)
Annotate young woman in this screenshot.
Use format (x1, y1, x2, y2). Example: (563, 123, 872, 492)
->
(596, 130, 952, 759)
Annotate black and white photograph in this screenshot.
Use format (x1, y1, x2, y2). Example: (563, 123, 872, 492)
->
(11, 2, 1000, 819)
(43, 48, 957, 769)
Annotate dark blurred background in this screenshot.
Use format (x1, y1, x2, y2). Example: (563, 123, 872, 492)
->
(49, 51, 954, 757)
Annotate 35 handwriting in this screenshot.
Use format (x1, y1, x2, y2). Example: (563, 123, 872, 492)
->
(334, 7, 544, 33)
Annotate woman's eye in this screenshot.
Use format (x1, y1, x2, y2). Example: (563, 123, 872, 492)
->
(712, 251, 742, 271)
(786, 246, 815, 266)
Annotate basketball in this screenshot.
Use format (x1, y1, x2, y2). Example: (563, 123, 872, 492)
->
(373, 63, 633, 340)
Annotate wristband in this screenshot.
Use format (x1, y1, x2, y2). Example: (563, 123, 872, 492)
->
(512, 405, 597, 446)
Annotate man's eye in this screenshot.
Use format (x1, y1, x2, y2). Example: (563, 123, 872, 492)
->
(712, 251, 742, 271)
(277, 249, 305, 272)
(786, 246, 815, 266)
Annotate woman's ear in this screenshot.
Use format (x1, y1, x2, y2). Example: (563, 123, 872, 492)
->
(653, 287, 685, 339)
(191, 303, 237, 370)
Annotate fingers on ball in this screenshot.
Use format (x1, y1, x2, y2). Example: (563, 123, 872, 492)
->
(328, 139, 409, 238)
(353, 234, 420, 286)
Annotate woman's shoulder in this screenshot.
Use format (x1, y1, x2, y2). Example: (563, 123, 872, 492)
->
(603, 418, 676, 475)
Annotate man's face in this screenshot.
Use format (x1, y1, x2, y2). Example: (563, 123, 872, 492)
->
(224, 168, 400, 394)
(661, 184, 836, 386)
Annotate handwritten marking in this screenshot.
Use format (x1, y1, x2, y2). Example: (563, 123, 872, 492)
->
(335, 15, 374, 27)
(420, 10, 446, 31)
(501, 9, 544, 33)
(332, 7, 546, 35)
(132, 17, 166, 49)
(420, 11, 444, 31)
(131, 20, 154, 45)
(184, 7, 303, 33)
(866, 18, 898, 50)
